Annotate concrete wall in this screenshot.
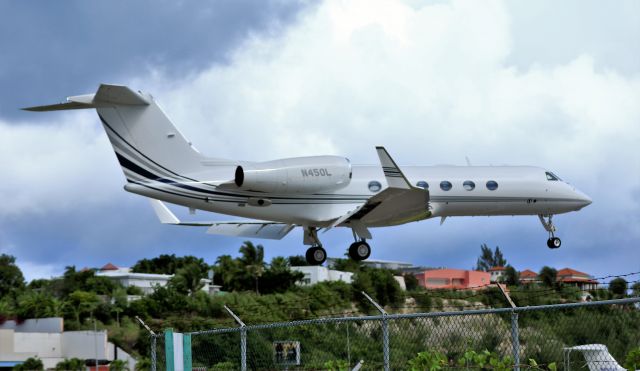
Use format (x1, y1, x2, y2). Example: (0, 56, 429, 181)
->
(14, 333, 62, 358)
(0, 317, 63, 333)
(62, 331, 108, 359)
(292, 266, 353, 285)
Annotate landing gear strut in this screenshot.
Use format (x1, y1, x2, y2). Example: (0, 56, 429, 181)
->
(539, 214, 561, 249)
(304, 227, 327, 265)
(348, 229, 371, 261)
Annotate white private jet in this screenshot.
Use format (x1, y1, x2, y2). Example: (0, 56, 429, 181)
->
(25, 84, 592, 265)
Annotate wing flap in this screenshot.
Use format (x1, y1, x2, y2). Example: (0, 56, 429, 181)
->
(206, 223, 294, 240)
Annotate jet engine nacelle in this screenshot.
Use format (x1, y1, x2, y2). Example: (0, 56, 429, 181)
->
(235, 156, 352, 194)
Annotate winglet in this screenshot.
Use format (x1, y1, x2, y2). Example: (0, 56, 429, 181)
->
(149, 199, 180, 224)
(376, 146, 412, 189)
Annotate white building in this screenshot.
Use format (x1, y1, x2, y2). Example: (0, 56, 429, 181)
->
(0, 318, 136, 370)
(327, 258, 415, 271)
(291, 266, 353, 286)
(488, 266, 507, 283)
(96, 263, 221, 296)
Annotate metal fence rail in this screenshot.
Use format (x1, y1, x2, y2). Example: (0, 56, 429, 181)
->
(151, 297, 640, 370)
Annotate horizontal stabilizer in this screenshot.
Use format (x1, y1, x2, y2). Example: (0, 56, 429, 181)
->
(149, 199, 294, 239)
(22, 84, 149, 111)
(149, 200, 180, 224)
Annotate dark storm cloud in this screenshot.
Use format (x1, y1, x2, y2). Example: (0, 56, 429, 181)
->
(0, 0, 312, 119)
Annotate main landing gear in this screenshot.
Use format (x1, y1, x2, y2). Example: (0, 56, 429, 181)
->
(348, 230, 371, 261)
(539, 214, 561, 249)
(303, 227, 373, 265)
(303, 227, 327, 265)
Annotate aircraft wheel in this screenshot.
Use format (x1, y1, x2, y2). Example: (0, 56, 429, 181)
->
(348, 241, 371, 261)
(306, 246, 327, 265)
(547, 237, 561, 249)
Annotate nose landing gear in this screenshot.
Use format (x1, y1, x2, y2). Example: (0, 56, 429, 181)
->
(539, 214, 561, 249)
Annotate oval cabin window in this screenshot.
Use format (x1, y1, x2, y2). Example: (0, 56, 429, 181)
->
(463, 180, 475, 191)
(368, 180, 382, 193)
(440, 181, 452, 191)
(416, 181, 429, 189)
(486, 180, 499, 191)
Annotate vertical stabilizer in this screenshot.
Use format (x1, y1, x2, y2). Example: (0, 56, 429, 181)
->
(24, 84, 208, 182)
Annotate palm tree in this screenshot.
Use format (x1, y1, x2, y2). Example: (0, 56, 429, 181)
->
(239, 241, 265, 294)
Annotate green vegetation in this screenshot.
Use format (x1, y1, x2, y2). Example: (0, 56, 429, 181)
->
(475, 244, 507, 272)
(625, 347, 640, 371)
(54, 358, 85, 371)
(13, 357, 43, 371)
(1, 243, 639, 369)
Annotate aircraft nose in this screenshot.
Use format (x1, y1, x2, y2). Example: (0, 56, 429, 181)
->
(575, 190, 592, 209)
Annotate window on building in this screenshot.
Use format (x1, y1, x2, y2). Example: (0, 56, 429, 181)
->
(427, 278, 450, 285)
(368, 180, 382, 192)
(440, 181, 452, 191)
(416, 180, 429, 189)
(463, 180, 475, 191)
(486, 180, 498, 191)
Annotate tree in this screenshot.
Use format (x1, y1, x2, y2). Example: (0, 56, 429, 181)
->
(632, 282, 640, 297)
(404, 274, 420, 291)
(213, 255, 243, 291)
(475, 244, 507, 272)
(538, 266, 557, 288)
(0, 254, 25, 297)
(504, 265, 520, 286)
(109, 359, 130, 371)
(16, 291, 62, 319)
(64, 290, 101, 324)
(260, 257, 304, 294)
(609, 278, 628, 297)
(288, 255, 309, 266)
(352, 268, 403, 310)
(55, 358, 85, 371)
(14, 357, 44, 370)
(239, 241, 265, 294)
(131, 254, 209, 276)
(169, 263, 206, 296)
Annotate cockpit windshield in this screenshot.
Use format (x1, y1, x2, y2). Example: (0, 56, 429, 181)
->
(545, 171, 562, 181)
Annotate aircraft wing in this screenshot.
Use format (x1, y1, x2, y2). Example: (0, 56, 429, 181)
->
(149, 199, 294, 240)
(328, 147, 430, 236)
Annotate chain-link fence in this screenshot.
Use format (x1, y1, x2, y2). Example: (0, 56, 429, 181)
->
(151, 297, 640, 370)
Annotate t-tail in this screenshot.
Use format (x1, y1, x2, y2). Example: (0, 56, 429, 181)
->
(23, 84, 212, 183)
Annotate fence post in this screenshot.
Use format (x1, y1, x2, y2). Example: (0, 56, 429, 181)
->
(151, 335, 157, 371)
(135, 316, 157, 371)
(511, 311, 520, 371)
(496, 284, 520, 371)
(225, 305, 247, 371)
(362, 291, 389, 371)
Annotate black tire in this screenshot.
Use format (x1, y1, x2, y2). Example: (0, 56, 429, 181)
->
(547, 237, 561, 249)
(305, 246, 327, 265)
(348, 241, 371, 261)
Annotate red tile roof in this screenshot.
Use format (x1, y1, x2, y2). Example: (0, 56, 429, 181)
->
(100, 262, 119, 271)
(488, 266, 506, 272)
(557, 268, 590, 278)
(519, 269, 537, 278)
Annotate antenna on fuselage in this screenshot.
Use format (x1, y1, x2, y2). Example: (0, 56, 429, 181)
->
(465, 156, 472, 166)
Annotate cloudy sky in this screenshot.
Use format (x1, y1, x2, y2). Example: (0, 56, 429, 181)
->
(1, 0, 638, 282)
